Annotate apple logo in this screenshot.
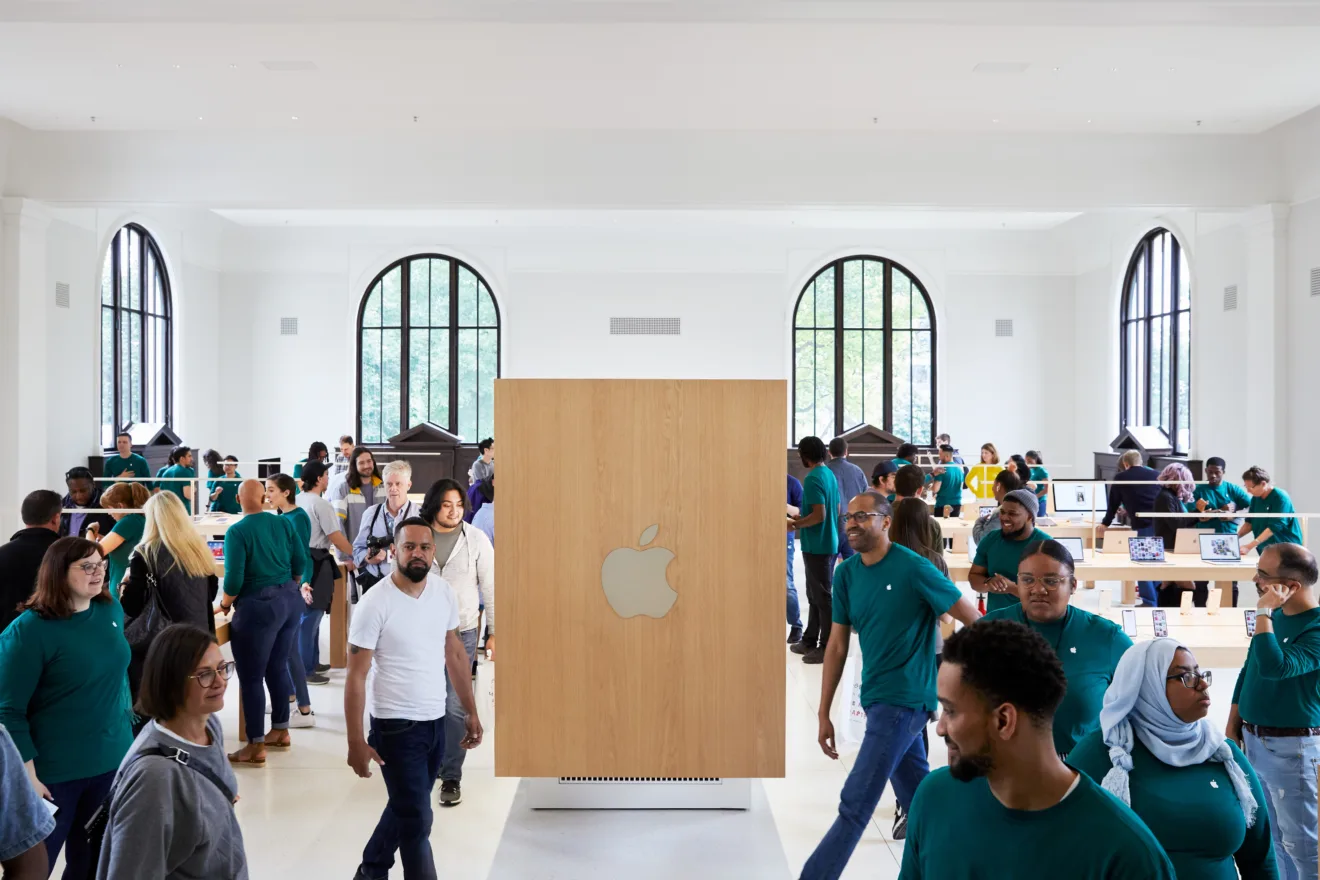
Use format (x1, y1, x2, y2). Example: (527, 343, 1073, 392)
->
(601, 524, 677, 618)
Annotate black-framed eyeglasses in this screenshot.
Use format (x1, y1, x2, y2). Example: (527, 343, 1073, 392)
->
(1018, 574, 1072, 591)
(1166, 669, 1213, 689)
(188, 661, 235, 688)
(841, 512, 883, 525)
(72, 560, 108, 575)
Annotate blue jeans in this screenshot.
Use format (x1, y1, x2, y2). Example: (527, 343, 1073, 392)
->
(801, 703, 930, 880)
(1037, 496, 1047, 517)
(1245, 729, 1320, 880)
(360, 716, 446, 880)
(45, 770, 115, 878)
(441, 628, 479, 782)
(1136, 526, 1159, 606)
(299, 608, 325, 670)
(230, 581, 303, 742)
(787, 542, 802, 630)
(836, 518, 855, 561)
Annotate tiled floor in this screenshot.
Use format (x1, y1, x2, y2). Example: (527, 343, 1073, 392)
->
(97, 555, 1239, 879)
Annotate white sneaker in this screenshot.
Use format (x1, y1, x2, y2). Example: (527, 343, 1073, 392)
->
(288, 710, 316, 729)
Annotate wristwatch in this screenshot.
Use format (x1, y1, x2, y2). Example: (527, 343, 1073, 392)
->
(1256, 607, 1273, 620)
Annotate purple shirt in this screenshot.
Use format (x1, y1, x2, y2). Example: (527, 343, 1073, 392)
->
(787, 475, 803, 549)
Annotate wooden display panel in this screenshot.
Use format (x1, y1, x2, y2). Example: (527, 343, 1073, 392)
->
(494, 379, 786, 778)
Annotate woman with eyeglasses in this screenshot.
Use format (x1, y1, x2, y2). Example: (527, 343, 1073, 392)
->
(96, 623, 248, 880)
(979, 538, 1133, 756)
(1068, 638, 1277, 879)
(0, 537, 133, 878)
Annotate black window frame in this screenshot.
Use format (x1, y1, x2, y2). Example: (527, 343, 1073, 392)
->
(1119, 228, 1191, 454)
(791, 255, 938, 444)
(101, 223, 173, 442)
(355, 253, 502, 444)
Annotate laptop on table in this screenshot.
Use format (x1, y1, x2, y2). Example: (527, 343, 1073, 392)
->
(1053, 536, 1086, 563)
(1128, 536, 1169, 565)
(1199, 533, 1243, 565)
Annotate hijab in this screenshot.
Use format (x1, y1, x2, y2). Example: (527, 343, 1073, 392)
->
(1098, 638, 1256, 826)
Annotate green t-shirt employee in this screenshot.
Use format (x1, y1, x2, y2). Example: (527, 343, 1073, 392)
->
(969, 489, 1051, 615)
(1239, 466, 1303, 553)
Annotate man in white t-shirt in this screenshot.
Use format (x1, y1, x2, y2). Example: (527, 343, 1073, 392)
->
(345, 518, 483, 880)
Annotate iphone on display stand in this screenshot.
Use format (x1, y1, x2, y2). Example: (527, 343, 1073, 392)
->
(1121, 609, 1138, 638)
(1152, 609, 1168, 638)
(1245, 609, 1258, 637)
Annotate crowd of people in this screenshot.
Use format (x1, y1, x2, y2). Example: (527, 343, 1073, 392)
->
(0, 431, 496, 878)
(790, 432, 1316, 880)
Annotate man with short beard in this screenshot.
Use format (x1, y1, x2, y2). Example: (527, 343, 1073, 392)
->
(345, 518, 482, 880)
(969, 488, 1050, 615)
(897, 620, 1174, 879)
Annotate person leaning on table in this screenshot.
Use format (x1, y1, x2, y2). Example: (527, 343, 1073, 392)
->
(1227, 543, 1320, 880)
(1239, 466, 1305, 555)
(1069, 637, 1276, 880)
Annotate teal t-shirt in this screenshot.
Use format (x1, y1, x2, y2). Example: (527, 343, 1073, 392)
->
(971, 527, 1052, 614)
(832, 543, 962, 711)
(278, 506, 313, 585)
(1193, 482, 1253, 535)
(104, 453, 150, 481)
(981, 605, 1132, 755)
(1068, 734, 1275, 880)
(899, 768, 1175, 880)
(933, 464, 964, 511)
(1248, 487, 1303, 548)
(207, 469, 242, 515)
(1232, 606, 1320, 728)
(106, 513, 145, 590)
(221, 512, 302, 598)
(158, 464, 197, 515)
(1030, 466, 1050, 503)
(0, 600, 133, 784)
(800, 464, 841, 555)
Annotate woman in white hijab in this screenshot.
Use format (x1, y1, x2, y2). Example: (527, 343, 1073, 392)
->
(1068, 638, 1278, 879)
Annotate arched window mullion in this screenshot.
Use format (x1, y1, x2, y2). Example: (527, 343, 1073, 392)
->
(100, 224, 172, 445)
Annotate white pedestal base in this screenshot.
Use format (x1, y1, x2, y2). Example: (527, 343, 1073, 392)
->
(525, 777, 752, 810)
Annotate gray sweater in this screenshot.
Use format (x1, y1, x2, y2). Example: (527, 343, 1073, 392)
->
(96, 715, 247, 880)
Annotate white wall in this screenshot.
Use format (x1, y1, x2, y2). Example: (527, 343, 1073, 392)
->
(1287, 197, 1320, 520)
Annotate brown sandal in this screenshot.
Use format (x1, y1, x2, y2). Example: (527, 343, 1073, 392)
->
(227, 746, 267, 766)
(263, 733, 292, 750)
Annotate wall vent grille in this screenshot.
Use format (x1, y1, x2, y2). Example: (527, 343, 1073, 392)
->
(994, 319, 1013, 338)
(54, 282, 70, 309)
(279, 317, 298, 336)
(610, 317, 681, 336)
(558, 777, 722, 785)
(1311, 268, 1320, 297)
(1224, 285, 1238, 311)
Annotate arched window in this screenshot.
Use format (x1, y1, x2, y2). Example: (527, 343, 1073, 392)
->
(793, 256, 936, 445)
(357, 254, 501, 444)
(100, 224, 172, 446)
(1120, 228, 1191, 453)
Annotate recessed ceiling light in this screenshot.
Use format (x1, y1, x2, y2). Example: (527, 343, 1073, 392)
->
(1052, 66, 1060, 72)
(229, 63, 238, 69)
(1086, 119, 1093, 124)
(1111, 67, 1119, 72)
(992, 118, 1000, 123)
(173, 64, 181, 70)
(291, 115, 299, 121)
(197, 116, 203, 121)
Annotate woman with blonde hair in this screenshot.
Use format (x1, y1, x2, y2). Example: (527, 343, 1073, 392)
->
(120, 492, 219, 699)
(96, 481, 151, 592)
(963, 442, 1004, 502)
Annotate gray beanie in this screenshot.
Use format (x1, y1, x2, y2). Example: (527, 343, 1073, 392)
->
(1003, 489, 1040, 518)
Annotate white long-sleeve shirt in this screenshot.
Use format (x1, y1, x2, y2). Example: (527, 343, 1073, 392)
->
(431, 522, 494, 635)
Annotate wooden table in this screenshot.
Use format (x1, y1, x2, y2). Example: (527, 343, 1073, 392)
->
(1099, 606, 1251, 667)
(945, 552, 1255, 606)
(193, 513, 243, 536)
(939, 516, 1103, 552)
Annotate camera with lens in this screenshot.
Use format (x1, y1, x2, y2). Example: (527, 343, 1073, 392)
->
(365, 535, 393, 558)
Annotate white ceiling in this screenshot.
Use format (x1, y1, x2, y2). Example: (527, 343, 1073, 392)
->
(1, 2, 1320, 134)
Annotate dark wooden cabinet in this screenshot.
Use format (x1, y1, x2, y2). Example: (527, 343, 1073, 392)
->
(787, 424, 931, 485)
(1094, 427, 1201, 481)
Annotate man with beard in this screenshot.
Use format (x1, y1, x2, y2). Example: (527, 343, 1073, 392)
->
(968, 488, 1050, 615)
(345, 518, 483, 880)
(898, 620, 1174, 879)
(800, 491, 979, 880)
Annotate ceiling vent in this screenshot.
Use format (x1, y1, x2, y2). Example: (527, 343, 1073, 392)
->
(973, 61, 1031, 75)
(280, 317, 298, 336)
(610, 317, 680, 336)
(54, 282, 70, 309)
(994, 319, 1013, 338)
(1312, 268, 1320, 297)
(261, 60, 318, 72)
(1223, 285, 1238, 311)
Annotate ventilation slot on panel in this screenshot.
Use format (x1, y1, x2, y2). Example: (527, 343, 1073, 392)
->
(994, 319, 1013, 338)
(558, 777, 722, 784)
(279, 317, 299, 336)
(1311, 268, 1320, 298)
(1223, 285, 1238, 311)
(610, 317, 681, 336)
(54, 282, 70, 309)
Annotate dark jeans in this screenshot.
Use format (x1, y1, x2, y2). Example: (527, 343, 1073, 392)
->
(801, 703, 930, 880)
(836, 519, 856, 561)
(441, 628, 479, 782)
(299, 608, 325, 670)
(1157, 582, 1210, 607)
(786, 542, 802, 631)
(801, 553, 836, 652)
(286, 607, 325, 707)
(1135, 526, 1158, 606)
(360, 716, 446, 880)
(230, 580, 303, 742)
(45, 770, 115, 877)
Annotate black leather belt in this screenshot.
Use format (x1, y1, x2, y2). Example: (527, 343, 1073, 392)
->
(1244, 722, 1320, 737)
